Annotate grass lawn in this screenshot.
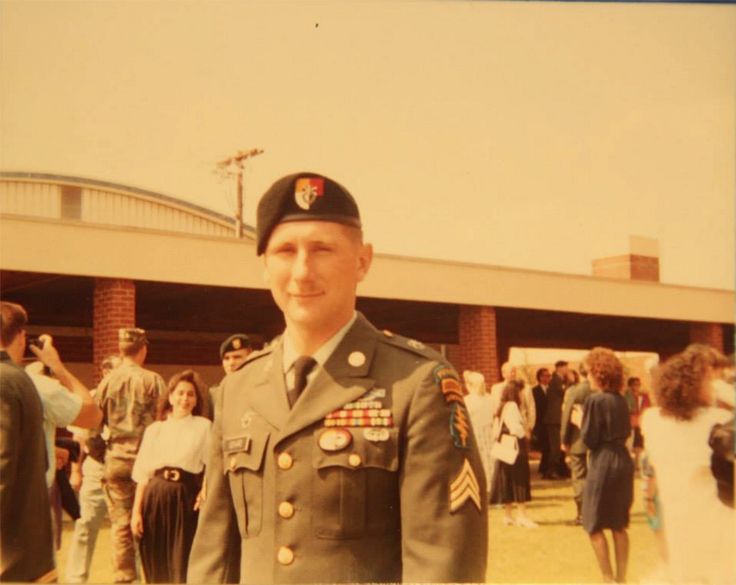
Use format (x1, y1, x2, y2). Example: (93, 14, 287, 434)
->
(57, 464, 664, 583)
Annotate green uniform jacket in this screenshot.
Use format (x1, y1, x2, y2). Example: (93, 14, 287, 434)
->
(188, 313, 488, 584)
(96, 362, 166, 461)
(560, 380, 593, 454)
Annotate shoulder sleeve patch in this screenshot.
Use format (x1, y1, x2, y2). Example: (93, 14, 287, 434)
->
(432, 364, 472, 450)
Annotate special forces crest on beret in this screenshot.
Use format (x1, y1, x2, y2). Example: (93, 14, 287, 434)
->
(295, 177, 325, 210)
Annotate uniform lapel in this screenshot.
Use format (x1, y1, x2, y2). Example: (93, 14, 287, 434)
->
(275, 313, 378, 446)
(239, 340, 291, 431)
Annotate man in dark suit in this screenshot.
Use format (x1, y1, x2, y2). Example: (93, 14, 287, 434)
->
(531, 367, 551, 476)
(561, 363, 593, 524)
(188, 172, 488, 584)
(544, 360, 569, 479)
(0, 301, 56, 582)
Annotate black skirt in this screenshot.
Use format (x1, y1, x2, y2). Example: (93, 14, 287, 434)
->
(139, 469, 201, 584)
(490, 437, 531, 504)
(582, 443, 633, 534)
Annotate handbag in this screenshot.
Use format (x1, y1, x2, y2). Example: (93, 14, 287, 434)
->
(491, 433, 519, 465)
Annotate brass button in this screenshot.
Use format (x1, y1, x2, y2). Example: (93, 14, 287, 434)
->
(228, 456, 237, 471)
(277, 452, 293, 470)
(278, 501, 295, 519)
(277, 546, 294, 565)
(348, 453, 362, 468)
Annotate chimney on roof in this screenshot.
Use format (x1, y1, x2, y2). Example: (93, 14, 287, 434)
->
(592, 236, 660, 282)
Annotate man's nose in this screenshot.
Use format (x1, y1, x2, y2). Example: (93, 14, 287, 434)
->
(291, 249, 312, 280)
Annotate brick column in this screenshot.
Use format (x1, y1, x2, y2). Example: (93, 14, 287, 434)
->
(94, 278, 135, 381)
(457, 305, 500, 385)
(689, 322, 725, 353)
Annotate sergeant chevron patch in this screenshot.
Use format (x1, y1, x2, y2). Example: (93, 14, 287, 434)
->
(450, 459, 481, 513)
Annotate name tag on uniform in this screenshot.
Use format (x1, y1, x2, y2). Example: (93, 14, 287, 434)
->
(224, 435, 251, 453)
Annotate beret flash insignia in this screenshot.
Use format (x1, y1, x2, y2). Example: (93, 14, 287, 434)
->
(295, 177, 325, 210)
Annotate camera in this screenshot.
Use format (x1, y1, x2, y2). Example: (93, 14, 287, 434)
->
(28, 337, 45, 350)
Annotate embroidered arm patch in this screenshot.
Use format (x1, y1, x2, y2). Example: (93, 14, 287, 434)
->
(450, 458, 482, 513)
(434, 364, 472, 449)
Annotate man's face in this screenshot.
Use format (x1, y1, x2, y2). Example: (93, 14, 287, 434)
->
(502, 364, 517, 382)
(263, 221, 372, 332)
(557, 365, 569, 377)
(222, 348, 251, 374)
(539, 370, 552, 385)
(630, 380, 641, 394)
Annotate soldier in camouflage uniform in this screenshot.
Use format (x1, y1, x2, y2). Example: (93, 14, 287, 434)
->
(97, 328, 166, 583)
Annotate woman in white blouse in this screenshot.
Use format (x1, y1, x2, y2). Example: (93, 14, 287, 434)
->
(489, 380, 537, 527)
(131, 370, 212, 583)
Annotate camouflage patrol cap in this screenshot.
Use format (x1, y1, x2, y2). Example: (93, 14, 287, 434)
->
(220, 333, 251, 359)
(256, 172, 362, 255)
(118, 328, 148, 347)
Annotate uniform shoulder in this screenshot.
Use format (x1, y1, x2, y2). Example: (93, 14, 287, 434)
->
(240, 341, 275, 370)
(376, 329, 447, 364)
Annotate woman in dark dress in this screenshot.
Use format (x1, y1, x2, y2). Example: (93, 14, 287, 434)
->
(581, 347, 633, 583)
(490, 380, 537, 528)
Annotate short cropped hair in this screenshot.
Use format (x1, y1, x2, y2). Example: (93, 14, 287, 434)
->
(653, 344, 730, 421)
(585, 347, 624, 393)
(0, 301, 28, 347)
(554, 360, 568, 369)
(627, 377, 641, 387)
(119, 339, 146, 357)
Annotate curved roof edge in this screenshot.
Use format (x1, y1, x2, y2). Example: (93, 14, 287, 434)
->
(0, 170, 255, 236)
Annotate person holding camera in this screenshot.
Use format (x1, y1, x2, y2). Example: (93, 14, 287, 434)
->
(25, 332, 103, 553)
(0, 301, 56, 582)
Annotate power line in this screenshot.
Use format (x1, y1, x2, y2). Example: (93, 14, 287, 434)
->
(215, 148, 264, 238)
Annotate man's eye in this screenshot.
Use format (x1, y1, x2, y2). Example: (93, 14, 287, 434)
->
(273, 245, 295, 255)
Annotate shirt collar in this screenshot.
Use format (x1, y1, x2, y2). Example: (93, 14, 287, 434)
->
(282, 311, 358, 375)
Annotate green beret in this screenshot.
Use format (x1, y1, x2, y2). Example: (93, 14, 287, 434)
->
(220, 334, 251, 359)
(256, 172, 361, 255)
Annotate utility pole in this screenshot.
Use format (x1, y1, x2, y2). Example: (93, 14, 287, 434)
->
(216, 148, 264, 238)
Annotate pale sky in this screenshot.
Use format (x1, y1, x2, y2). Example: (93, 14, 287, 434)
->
(2, 1, 734, 290)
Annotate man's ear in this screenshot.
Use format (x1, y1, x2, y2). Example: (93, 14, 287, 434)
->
(356, 243, 373, 283)
(262, 257, 270, 286)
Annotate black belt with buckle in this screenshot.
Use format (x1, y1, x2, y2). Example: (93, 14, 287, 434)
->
(154, 467, 196, 483)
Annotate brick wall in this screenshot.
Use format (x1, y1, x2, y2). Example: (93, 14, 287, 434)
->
(457, 305, 499, 384)
(592, 254, 659, 282)
(689, 322, 725, 353)
(93, 278, 135, 382)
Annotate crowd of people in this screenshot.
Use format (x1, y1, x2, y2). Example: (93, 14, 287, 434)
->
(1, 170, 733, 585)
(463, 343, 734, 584)
(0, 300, 254, 584)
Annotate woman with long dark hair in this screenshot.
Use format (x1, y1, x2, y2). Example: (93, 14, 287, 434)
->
(489, 380, 537, 527)
(130, 369, 211, 583)
(581, 347, 633, 583)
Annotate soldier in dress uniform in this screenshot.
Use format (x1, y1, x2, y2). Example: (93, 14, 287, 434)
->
(221, 334, 253, 375)
(188, 172, 488, 584)
(97, 327, 166, 583)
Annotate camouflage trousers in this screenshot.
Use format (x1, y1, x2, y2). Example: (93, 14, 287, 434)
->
(568, 451, 588, 515)
(102, 458, 138, 583)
